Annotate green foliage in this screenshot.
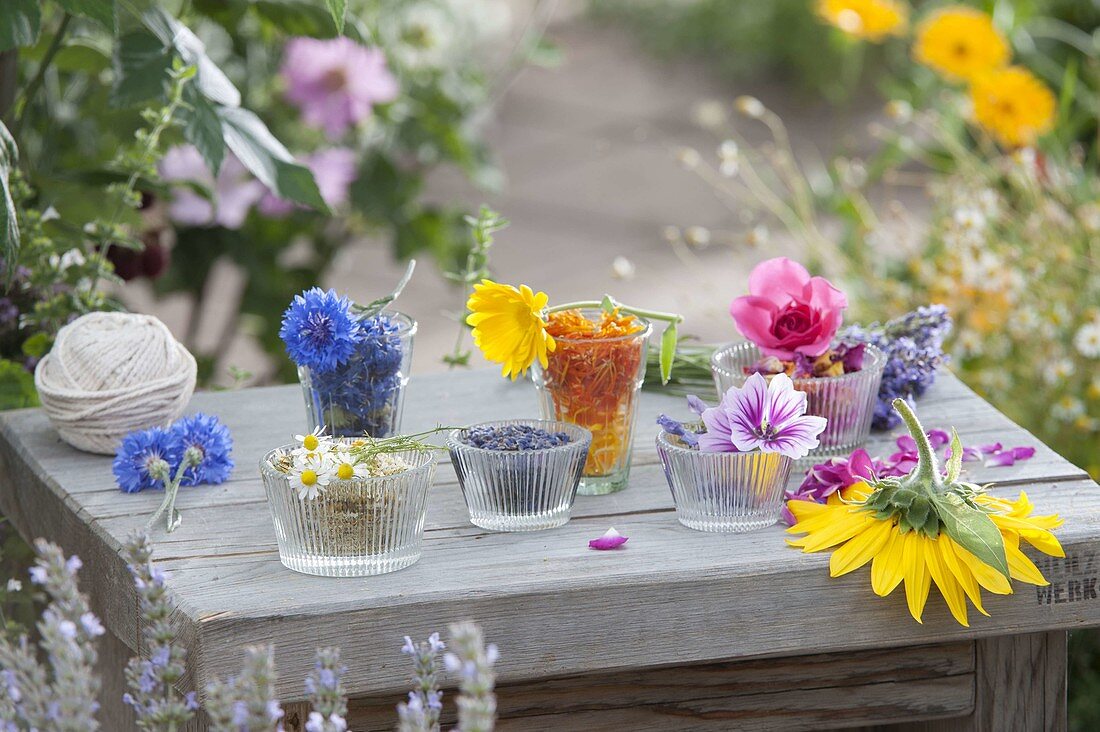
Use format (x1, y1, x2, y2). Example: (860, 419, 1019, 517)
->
(442, 206, 510, 368)
(0, 122, 19, 281)
(0, 359, 38, 409)
(0, 0, 41, 52)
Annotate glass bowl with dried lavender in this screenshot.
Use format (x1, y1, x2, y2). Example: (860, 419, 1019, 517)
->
(712, 258, 884, 465)
(260, 428, 440, 577)
(282, 262, 417, 439)
(448, 420, 592, 532)
(656, 372, 826, 532)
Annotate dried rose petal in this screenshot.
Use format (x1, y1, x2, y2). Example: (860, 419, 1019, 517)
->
(589, 527, 628, 550)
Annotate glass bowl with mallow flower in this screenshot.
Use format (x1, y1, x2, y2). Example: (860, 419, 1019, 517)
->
(655, 373, 826, 532)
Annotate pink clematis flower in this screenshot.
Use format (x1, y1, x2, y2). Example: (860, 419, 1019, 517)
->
(159, 145, 266, 230)
(699, 373, 828, 460)
(281, 37, 399, 140)
(259, 147, 359, 217)
(730, 257, 848, 359)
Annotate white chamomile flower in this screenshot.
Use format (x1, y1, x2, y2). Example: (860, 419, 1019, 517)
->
(331, 450, 370, 481)
(1045, 358, 1076, 384)
(1074, 321, 1100, 359)
(1052, 396, 1085, 423)
(289, 456, 333, 500)
(293, 427, 332, 461)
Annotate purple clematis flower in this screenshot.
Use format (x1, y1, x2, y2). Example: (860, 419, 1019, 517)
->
(699, 373, 828, 459)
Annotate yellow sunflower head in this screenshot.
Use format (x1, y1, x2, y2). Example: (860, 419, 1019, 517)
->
(815, 0, 909, 42)
(466, 279, 556, 380)
(970, 66, 1056, 148)
(913, 6, 1010, 82)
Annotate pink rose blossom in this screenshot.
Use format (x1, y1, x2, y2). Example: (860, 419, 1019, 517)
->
(281, 37, 399, 140)
(259, 148, 359, 217)
(730, 257, 848, 359)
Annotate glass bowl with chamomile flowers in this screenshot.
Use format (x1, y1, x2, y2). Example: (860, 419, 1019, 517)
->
(656, 372, 826, 532)
(712, 258, 884, 467)
(281, 263, 417, 439)
(465, 281, 683, 496)
(260, 429, 438, 577)
(448, 420, 592, 531)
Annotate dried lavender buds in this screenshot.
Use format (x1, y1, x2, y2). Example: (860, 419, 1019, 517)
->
(461, 424, 572, 451)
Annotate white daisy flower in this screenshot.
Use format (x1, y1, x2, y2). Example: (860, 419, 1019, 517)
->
(330, 449, 371, 482)
(293, 427, 332, 461)
(1074, 321, 1100, 359)
(1052, 396, 1086, 422)
(289, 456, 333, 501)
(1045, 358, 1076, 384)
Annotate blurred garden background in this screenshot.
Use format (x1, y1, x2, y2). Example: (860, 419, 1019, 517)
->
(1, 0, 1099, 727)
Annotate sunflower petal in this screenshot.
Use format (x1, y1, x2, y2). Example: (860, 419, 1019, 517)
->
(955, 542, 1012, 595)
(871, 527, 906, 597)
(927, 536, 969, 626)
(1005, 535, 1049, 586)
(903, 532, 932, 623)
(829, 517, 893, 577)
(939, 536, 989, 617)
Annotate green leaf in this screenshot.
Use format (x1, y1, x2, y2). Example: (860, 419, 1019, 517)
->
(0, 0, 40, 52)
(356, 259, 416, 317)
(0, 359, 38, 409)
(54, 0, 115, 28)
(20, 332, 50, 358)
(935, 492, 1010, 581)
(0, 121, 19, 280)
(659, 321, 677, 385)
(109, 30, 171, 107)
(600, 294, 615, 313)
(324, 0, 346, 33)
(180, 85, 225, 175)
(53, 40, 111, 72)
(216, 107, 327, 211)
(142, 8, 240, 107)
(945, 428, 963, 484)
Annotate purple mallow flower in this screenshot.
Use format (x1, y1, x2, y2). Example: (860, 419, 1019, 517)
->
(158, 146, 266, 230)
(588, 527, 629, 550)
(259, 147, 358, 217)
(281, 37, 399, 139)
(699, 373, 828, 459)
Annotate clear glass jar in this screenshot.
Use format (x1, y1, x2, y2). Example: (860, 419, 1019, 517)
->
(656, 431, 793, 532)
(532, 310, 651, 495)
(447, 420, 592, 532)
(260, 442, 435, 577)
(299, 310, 416, 438)
(711, 342, 885, 468)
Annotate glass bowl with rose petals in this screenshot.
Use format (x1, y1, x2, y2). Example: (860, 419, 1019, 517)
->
(448, 420, 592, 532)
(656, 373, 826, 532)
(260, 433, 436, 577)
(712, 342, 884, 467)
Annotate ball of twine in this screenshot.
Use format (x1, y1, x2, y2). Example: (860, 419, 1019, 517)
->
(35, 312, 197, 454)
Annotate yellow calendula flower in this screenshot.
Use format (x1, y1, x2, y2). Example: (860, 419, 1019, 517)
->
(913, 7, 1010, 82)
(970, 66, 1057, 148)
(815, 0, 908, 42)
(466, 279, 556, 380)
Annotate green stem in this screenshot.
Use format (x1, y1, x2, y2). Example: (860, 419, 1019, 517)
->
(12, 13, 72, 137)
(891, 398, 940, 485)
(548, 298, 683, 325)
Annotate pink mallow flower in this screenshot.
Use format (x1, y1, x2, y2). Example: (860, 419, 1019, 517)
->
(281, 37, 399, 140)
(730, 257, 848, 359)
(699, 372, 828, 460)
(259, 148, 358, 217)
(159, 145, 266, 230)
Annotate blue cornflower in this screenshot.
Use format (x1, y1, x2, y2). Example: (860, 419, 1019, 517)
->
(170, 413, 235, 486)
(280, 288, 364, 373)
(113, 427, 177, 494)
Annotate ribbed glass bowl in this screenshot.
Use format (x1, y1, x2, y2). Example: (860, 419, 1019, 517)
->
(711, 342, 885, 468)
(656, 431, 794, 532)
(447, 420, 592, 532)
(260, 443, 435, 577)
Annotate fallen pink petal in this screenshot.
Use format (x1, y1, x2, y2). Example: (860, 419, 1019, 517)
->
(589, 527, 629, 550)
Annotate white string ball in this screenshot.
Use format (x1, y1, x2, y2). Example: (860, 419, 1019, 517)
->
(34, 312, 197, 455)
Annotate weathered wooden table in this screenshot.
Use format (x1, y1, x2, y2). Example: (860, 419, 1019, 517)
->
(1, 369, 1097, 731)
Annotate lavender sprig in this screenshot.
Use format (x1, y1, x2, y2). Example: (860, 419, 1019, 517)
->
(0, 541, 103, 731)
(841, 305, 952, 430)
(205, 646, 284, 732)
(305, 648, 348, 732)
(122, 534, 198, 729)
(444, 623, 497, 732)
(396, 633, 445, 732)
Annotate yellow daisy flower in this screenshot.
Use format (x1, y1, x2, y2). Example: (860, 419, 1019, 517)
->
(913, 7, 1010, 82)
(815, 0, 909, 42)
(466, 279, 556, 380)
(787, 486, 1063, 626)
(970, 66, 1057, 148)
